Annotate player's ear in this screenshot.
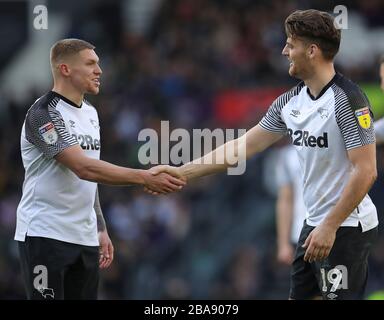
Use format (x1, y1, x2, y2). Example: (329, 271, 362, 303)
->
(307, 44, 317, 59)
(58, 63, 70, 76)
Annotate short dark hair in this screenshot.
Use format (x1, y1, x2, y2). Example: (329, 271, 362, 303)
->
(380, 54, 384, 64)
(285, 9, 341, 61)
(50, 38, 95, 67)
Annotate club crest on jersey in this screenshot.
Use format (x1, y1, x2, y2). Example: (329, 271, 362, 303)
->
(355, 107, 371, 129)
(89, 119, 99, 129)
(39, 122, 58, 144)
(317, 107, 329, 119)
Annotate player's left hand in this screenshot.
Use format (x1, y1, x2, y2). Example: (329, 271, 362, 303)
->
(144, 165, 187, 195)
(98, 230, 114, 269)
(303, 224, 336, 263)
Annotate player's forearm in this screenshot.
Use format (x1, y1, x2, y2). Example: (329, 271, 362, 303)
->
(180, 161, 228, 180)
(180, 136, 247, 180)
(94, 188, 106, 232)
(179, 125, 282, 180)
(277, 213, 292, 248)
(321, 165, 377, 230)
(277, 208, 292, 247)
(77, 158, 145, 186)
(276, 195, 293, 248)
(96, 210, 106, 232)
(179, 143, 241, 180)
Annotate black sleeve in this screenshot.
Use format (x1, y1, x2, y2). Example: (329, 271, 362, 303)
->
(25, 98, 78, 159)
(259, 95, 288, 134)
(259, 83, 304, 134)
(333, 82, 375, 150)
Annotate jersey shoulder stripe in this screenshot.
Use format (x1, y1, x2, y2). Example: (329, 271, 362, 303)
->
(259, 81, 305, 133)
(25, 92, 78, 159)
(333, 74, 371, 112)
(332, 74, 375, 150)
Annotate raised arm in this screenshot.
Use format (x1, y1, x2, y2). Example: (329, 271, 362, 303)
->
(148, 89, 294, 193)
(24, 100, 185, 194)
(182, 124, 283, 180)
(55, 145, 185, 193)
(150, 124, 283, 182)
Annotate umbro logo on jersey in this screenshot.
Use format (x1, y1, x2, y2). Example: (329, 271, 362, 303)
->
(69, 120, 76, 128)
(317, 107, 329, 119)
(89, 119, 99, 129)
(290, 110, 300, 117)
(287, 129, 328, 148)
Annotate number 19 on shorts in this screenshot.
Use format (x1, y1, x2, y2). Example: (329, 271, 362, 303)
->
(321, 265, 348, 293)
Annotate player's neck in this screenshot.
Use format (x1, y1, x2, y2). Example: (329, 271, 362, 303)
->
(52, 82, 84, 107)
(304, 63, 336, 99)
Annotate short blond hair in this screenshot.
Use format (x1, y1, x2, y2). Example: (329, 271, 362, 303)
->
(50, 38, 95, 69)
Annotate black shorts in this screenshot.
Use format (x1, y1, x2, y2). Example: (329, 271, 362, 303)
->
(18, 236, 99, 300)
(290, 222, 378, 300)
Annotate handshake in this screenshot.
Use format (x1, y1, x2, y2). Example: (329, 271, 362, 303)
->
(141, 165, 186, 195)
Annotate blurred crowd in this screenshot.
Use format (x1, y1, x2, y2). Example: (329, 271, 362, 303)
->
(1, 0, 384, 299)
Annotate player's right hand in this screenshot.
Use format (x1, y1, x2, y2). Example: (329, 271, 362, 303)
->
(149, 165, 185, 181)
(141, 169, 186, 195)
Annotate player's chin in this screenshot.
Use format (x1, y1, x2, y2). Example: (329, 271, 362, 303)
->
(87, 86, 100, 95)
(288, 67, 300, 79)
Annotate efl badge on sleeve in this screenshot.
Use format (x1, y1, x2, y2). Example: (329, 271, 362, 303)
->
(39, 122, 58, 144)
(355, 107, 371, 129)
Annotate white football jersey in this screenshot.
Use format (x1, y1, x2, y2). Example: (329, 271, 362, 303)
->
(260, 73, 378, 232)
(15, 91, 101, 246)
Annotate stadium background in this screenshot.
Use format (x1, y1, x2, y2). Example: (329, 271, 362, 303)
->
(0, 0, 384, 299)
